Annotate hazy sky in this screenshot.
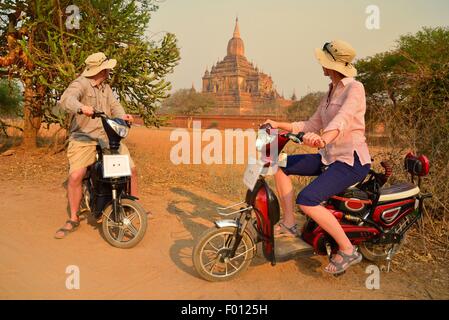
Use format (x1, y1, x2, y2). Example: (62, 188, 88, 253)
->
(147, 0, 449, 98)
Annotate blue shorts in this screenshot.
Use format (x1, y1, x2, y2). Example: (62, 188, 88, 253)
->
(281, 152, 371, 206)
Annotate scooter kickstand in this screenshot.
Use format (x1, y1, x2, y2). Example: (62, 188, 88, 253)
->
(385, 246, 395, 273)
(385, 258, 391, 273)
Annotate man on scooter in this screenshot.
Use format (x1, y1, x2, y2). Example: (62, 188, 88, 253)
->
(54, 52, 138, 239)
(264, 40, 371, 274)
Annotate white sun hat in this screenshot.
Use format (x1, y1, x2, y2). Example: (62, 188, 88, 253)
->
(315, 40, 357, 77)
(81, 52, 117, 77)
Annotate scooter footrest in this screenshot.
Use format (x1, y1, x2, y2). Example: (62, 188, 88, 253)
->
(274, 237, 314, 262)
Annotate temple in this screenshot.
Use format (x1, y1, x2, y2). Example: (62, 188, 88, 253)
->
(202, 18, 290, 114)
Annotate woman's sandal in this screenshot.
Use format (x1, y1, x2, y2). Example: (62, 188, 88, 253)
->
(274, 222, 298, 238)
(324, 248, 363, 275)
(54, 220, 80, 239)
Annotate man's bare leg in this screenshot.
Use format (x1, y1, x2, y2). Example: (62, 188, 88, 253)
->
(55, 167, 86, 238)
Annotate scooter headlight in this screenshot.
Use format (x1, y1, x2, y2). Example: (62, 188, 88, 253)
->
(106, 119, 130, 138)
(256, 129, 275, 151)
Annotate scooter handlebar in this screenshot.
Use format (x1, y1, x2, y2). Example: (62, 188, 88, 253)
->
(76, 108, 107, 119)
(78, 110, 132, 128)
(91, 111, 106, 119)
(259, 123, 272, 130)
(258, 123, 304, 144)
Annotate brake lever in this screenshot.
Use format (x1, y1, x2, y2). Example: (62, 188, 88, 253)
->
(285, 132, 305, 144)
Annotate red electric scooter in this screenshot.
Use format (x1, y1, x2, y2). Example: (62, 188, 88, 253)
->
(192, 124, 432, 281)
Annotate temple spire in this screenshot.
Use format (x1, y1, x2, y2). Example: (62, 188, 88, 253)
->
(233, 17, 240, 38)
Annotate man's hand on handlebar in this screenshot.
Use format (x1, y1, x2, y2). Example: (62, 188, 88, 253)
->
(78, 105, 94, 116)
(303, 132, 325, 148)
(122, 114, 134, 124)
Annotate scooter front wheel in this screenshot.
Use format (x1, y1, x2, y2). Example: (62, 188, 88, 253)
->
(192, 226, 256, 282)
(102, 198, 147, 249)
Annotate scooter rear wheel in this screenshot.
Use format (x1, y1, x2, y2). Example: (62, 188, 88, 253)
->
(192, 226, 255, 282)
(359, 237, 405, 262)
(102, 198, 147, 249)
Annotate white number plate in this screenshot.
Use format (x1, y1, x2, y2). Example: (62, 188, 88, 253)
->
(278, 152, 288, 167)
(103, 155, 131, 178)
(243, 160, 264, 191)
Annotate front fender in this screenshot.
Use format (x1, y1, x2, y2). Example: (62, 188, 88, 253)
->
(121, 194, 139, 201)
(214, 219, 240, 229)
(214, 219, 258, 248)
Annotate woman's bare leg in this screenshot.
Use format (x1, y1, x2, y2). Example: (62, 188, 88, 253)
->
(299, 204, 355, 272)
(274, 168, 296, 227)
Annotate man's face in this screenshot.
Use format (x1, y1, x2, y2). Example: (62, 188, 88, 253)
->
(98, 69, 110, 83)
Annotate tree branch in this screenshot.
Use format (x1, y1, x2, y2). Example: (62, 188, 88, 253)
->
(0, 118, 23, 137)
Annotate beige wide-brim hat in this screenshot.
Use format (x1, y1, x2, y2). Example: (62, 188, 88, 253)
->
(315, 40, 357, 78)
(81, 52, 117, 77)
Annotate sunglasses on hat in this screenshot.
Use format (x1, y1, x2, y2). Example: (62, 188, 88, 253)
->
(323, 42, 337, 61)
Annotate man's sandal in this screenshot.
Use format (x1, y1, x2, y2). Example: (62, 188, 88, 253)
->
(54, 220, 80, 239)
(274, 222, 299, 238)
(324, 248, 363, 275)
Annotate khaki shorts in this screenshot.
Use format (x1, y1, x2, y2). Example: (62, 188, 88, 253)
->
(67, 140, 135, 174)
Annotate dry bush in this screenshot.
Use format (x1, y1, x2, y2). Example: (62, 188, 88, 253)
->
(355, 27, 449, 258)
(366, 107, 449, 254)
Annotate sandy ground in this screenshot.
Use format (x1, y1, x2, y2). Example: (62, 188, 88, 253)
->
(0, 127, 447, 300)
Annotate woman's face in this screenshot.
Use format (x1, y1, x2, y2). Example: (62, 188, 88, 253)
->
(322, 67, 331, 77)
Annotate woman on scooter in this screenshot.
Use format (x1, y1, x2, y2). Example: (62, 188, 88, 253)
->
(264, 40, 371, 274)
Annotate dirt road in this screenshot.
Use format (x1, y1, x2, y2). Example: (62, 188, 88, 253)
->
(0, 127, 446, 299)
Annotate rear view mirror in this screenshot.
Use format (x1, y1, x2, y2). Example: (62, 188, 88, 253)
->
(404, 153, 430, 176)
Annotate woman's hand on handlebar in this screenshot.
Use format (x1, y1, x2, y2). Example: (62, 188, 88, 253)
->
(303, 132, 325, 148)
(262, 119, 278, 129)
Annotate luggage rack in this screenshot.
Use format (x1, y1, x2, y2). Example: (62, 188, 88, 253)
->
(216, 201, 253, 216)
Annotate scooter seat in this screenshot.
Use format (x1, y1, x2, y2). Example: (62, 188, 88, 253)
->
(379, 182, 420, 202)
